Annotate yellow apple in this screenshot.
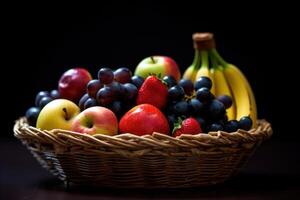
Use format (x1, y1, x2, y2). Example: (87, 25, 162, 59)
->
(36, 99, 80, 130)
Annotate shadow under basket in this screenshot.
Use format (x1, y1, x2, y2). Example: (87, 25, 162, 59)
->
(14, 118, 272, 188)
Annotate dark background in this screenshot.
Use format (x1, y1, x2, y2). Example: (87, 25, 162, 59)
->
(2, 3, 300, 200)
(3, 3, 298, 140)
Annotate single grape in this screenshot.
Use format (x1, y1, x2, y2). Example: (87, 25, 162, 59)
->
(84, 98, 98, 109)
(194, 76, 212, 91)
(114, 67, 132, 83)
(196, 87, 212, 103)
(168, 85, 185, 101)
(167, 114, 177, 131)
(79, 93, 89, 110)
(87, 79, 103, 98)
(39, 96, 53, 109)
(109, 101, 123, 118)
(123, 83, 138, 101)
(189, 98, 205, 115)
(223, 114, 228, 122)
(209, 123, 224, 132)
(106, 81, 122, 97)
(179, 79, 194, 95)
(208, 100, 226, 120)
(224, 120, 239, 133)
(195, 116, 206, 132)
(96, 87, 115, 106)
(217, 95, 233, 109)
(163, 76, 177, 88)
(173, 100, 189, 116)
(238, 116, 253, 131)
(35, 91, 50, 106)
(50, 90, 60, 99)
(25, 107, 40, 126)
(98, 68, 114, 84)
(131, 75, 144, 89)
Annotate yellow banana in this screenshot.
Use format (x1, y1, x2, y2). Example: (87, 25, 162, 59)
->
(183, 65, 198, 82)
(183, 51, 200, 82)
(212, 66, 236, 120)
(223, 64, 251, 122)
(227, 64, 257, 128)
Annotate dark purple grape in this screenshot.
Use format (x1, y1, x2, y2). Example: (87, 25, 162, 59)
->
(87, 80, 103, 98)
(189, 98, 205, 115)
(217, 95, 233, 109)
(35, 91, 50, 106)
(79, 93, 89, 110)
(25, 107, 40, 126)
(173, 100, 189, 116)
(39, 96, 53, 109)
(168, 85, 185, 101)
(223, 114, 229, 123)
(196, 87, 212, 103)
(167, 115, 177, 131)
(195, 116, 207, 132)
(50, 90, 60, 99)
(179, 79, 194, 95)
(106, 81, 122, 97)
(195, 77, 212, 91)
(163, 76, 177, 88)
(98, 68, 114, 84)
(209, 123, 224, 132)
(238, 116, 253, 131)
(123, 83, 138, 101)
(224, 120, 239, 133)
(131, 75, 144, 89)
(84, 98, 98, 109)
(109, 101, 123, 118)
(114, 67, 132, 83)
(96, 87, 115, 106)
(208, 100, 226, 120)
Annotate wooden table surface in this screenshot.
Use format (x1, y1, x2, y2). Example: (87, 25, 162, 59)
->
(1, 138, 300, 200)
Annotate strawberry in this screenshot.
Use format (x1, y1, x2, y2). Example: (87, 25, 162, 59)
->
(136, 75, 168, 109)
(173, 117, 202, 137)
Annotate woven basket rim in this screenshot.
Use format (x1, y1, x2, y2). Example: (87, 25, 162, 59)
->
(14, 117, 272, 152)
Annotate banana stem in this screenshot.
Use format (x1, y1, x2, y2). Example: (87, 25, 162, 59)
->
(209, 50, 219, 69)
(192, 50, 201, 70)
(200, 51, 208, 69)
(211, 49, 228, 67)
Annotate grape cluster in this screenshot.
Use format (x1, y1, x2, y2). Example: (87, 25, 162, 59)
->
(79, 67, 144, 118)
(164, 76, 252, 133)
(26, 90, 60, 126)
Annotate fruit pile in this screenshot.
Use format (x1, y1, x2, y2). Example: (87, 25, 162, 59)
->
(25, 32, 256, 137)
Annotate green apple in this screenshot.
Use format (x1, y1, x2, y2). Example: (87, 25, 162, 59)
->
(135, 56, 181, 82)
(36, 99, 80, 130)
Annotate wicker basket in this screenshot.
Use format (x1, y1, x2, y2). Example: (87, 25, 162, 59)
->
(13, 118, 272, 188)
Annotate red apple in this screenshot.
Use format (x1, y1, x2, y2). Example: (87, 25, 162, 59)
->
(71, 106, 118, 136)
(134, 56, 181, 82)
(119, 104, 169, 136)
(58, 68, 92, 103)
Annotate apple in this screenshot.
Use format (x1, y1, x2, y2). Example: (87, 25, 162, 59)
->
(119, 104, 169, 136)
(134, 56, 181, 82)
(71, 106, 118, 136)
(36, 99, 80, 130)
(58, 68, 92, 103)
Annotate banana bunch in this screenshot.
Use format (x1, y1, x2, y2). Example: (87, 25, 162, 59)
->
(183, 33, 257, 127)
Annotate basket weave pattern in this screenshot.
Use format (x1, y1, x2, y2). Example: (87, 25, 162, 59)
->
(14, 118, 272, 188)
